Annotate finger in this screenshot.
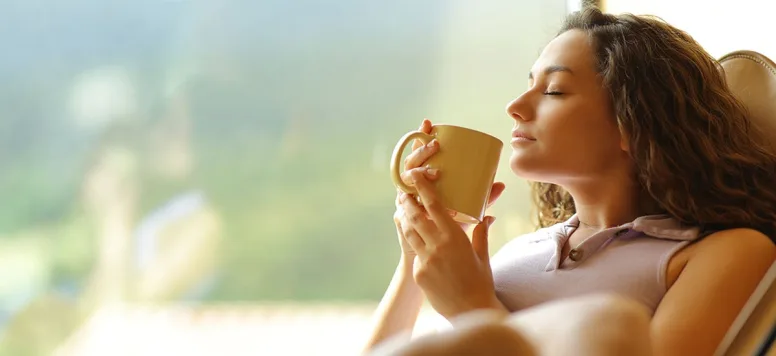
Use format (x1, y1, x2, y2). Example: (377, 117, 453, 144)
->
(421, 118, 432, 133)
(401, 166, 439, 188)
(472, 216, 496, 262)
(393, 204, 405, 224)
(399, 193, 439, 245)
(410, 169, 458, 233)
(404, 139, 439, 170)
(400, 216, 426, 252)
(485, 182, 506, 208)
(411, 118, 433, 150)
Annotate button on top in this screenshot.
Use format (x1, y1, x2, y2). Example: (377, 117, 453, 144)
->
(569, 248, 583, 261)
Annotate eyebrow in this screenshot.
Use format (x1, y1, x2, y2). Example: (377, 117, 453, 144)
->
(528, 65, 574, 80)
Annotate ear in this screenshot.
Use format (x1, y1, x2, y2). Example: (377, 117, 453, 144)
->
(618, 125, 630, 153)
(619, 136, 629, 152)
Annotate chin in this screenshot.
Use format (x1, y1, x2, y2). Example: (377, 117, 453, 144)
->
(509, 152, 544, 181)
(509, 150, 565, 184)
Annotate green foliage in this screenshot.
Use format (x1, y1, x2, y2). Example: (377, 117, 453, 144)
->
(0, 0, 558, 306)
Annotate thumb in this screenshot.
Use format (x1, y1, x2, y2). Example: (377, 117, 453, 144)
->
(472, 216, 496, 262)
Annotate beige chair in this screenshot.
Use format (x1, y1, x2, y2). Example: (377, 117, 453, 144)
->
(714, 50, 776, 356)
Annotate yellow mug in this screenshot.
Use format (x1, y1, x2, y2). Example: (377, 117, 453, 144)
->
(390, 124, 503, 224)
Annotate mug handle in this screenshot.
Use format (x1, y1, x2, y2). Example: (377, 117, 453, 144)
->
(390, 131, 435, 194)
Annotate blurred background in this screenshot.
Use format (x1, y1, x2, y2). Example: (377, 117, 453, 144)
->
(0, 0, 770, 355)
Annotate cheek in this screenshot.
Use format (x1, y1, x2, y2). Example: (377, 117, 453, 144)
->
(561, 115, 622, 162)
(547, 98, 620, 149)
(510, 101, 623, 179)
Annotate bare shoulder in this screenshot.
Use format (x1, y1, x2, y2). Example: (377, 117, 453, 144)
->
(653, 228, 775, 355)
(691, 228, 775, 259)
(667, 228, 775, 288)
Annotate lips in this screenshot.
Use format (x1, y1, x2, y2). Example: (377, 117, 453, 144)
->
(511, 130, 536, 141)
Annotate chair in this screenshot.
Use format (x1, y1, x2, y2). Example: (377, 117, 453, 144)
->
(714, 50, 776, 356)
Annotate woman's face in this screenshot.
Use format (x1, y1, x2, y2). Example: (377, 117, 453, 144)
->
(506, 30, 629, 184)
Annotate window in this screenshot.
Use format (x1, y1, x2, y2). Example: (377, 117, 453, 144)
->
(0, 1, 568, 354)
(605, 0, 774, 59)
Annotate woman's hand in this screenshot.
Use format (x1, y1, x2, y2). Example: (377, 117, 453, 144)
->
(394, 119, 440, 263)
(398, 169, 508, 320)
(393, 118, 505, 262)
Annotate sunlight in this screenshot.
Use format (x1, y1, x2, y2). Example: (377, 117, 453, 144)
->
(605, 0, 775, 59)
(69, 66, 137, 129)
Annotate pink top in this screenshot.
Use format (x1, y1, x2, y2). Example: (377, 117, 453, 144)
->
(490, 214, 703, 314)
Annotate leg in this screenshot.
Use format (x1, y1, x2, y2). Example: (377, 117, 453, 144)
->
(365, 293, 651, 356)
(367, 314, 535, 356)
(503, 293, 652, 356)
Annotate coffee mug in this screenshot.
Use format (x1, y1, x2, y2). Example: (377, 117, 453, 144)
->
(390, 124, 503, 224)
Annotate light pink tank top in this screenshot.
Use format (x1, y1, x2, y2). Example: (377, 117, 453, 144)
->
(490, 214, 702, 315)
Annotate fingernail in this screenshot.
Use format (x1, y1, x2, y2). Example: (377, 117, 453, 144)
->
(426, 139, 437, 149)
(399, 193, 407, 203)
(488, 217, 496, 226)
(425, 167, 439, 177)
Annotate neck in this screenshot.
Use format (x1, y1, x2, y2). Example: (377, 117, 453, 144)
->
(561, 174, 644, 229)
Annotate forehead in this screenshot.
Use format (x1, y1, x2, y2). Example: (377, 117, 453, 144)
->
(532, 30, 597, 76)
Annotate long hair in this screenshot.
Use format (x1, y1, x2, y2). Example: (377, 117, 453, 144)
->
(531, 7, 776, 237)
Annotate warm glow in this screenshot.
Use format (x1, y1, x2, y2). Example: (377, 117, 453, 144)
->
(604, 0, 775, 59)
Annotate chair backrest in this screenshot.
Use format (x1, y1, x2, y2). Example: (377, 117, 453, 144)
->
(719, 50, 776, 150)
(714, 50, 776, 356)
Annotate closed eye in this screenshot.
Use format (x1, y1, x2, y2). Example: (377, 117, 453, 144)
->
(543, 91, 563, 96)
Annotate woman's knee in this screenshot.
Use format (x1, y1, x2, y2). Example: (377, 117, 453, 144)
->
(368, 322, 535, 356)
(554, 293, 652, 356)
(573, 293, 651, 325)
(504, 293, 652, 356)
(446, 323, 536, 356)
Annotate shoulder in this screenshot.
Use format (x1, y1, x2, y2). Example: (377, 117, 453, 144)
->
(653, 228, 775, 354)
(671, 228, 775, 280)
(689, 228, 775, 263)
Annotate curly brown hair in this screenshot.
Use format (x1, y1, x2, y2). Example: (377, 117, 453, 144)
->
(531, 7, 776, 238)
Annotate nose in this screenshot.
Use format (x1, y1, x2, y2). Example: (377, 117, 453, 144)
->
(505, 93, 531, 123)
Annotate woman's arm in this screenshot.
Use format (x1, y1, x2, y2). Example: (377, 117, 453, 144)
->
(651, 228, 776, 355)
(362, 258, 425, 352)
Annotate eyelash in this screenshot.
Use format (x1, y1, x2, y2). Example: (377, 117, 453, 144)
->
(543, 91, 563, 96)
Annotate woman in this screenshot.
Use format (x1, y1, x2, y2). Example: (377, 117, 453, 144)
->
(364, 7, 776, 356)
